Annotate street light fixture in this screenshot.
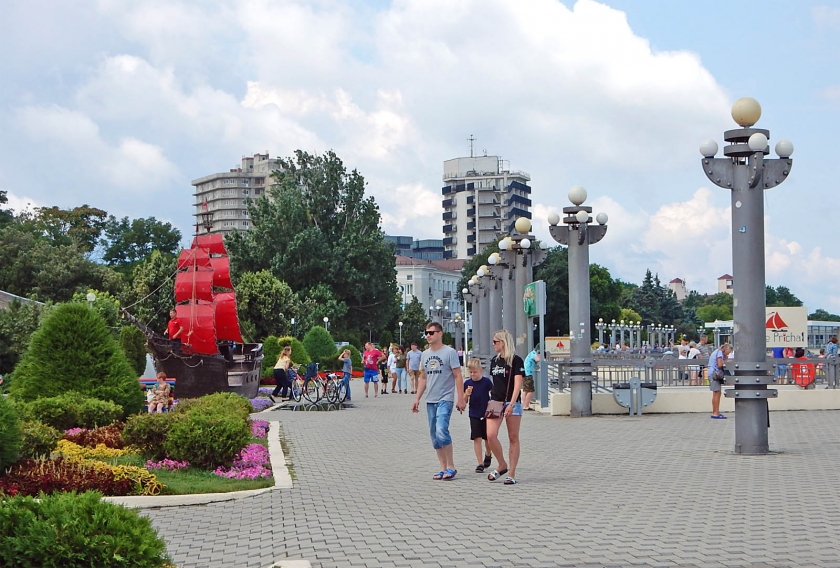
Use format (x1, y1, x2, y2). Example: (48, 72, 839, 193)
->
(700, 96, 792, 455)
(323, 316, 329, 331)
(290, 317, 296, 338)
(595, 318, 607, 347)
(85, 292, 96, 309)
(398, 321, 403, 345)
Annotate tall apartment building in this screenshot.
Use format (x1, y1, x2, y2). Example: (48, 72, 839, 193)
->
(384, 235, 446, 260)
(441, 155, 532, 259)
(192, 153, 277, 236)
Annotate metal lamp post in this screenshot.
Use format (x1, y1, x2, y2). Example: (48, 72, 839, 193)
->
(291, 317, 297, 338)
(462, 287, 470, 359)
(608, 319, 619, 349)
(398, 321, 403, 345)
(595, 318, 607, 347)
(86, 292, 96, 309)
(700, 96, 793, 455)
(548, 185, 608, 417)
(323, 316, 329, 331)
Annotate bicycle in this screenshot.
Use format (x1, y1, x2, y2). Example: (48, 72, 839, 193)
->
(324, 372, 348, 404)
(289, 362, 322, 404)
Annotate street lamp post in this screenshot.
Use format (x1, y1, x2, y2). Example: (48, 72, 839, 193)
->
(453, 313, 463, 358)
(700, 97, 792, 455)
(595, 318, 607, 347)
(549, 185, 608, 417)
(462, 287, 471, 360)
(323, 316, 329, 331)
(86, 292, 96, 309)
(398, 321, 403, 345)
(290, 317, 297, 338)
(608, 319, 619, 349)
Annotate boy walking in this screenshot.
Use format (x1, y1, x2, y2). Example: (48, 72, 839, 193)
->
(464, 358, 493, 473)
(411, 322, 465, 480)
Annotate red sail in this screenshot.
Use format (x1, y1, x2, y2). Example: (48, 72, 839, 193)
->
(175, 269, 214, 303)
(210, 257, 234, 290)
(174, 302, 218, 355)
(177, 247, 211, 270)
(193, 234, 227, 255)
(213, 292, 244, 343)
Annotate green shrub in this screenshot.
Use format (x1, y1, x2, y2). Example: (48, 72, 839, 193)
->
(121, 413, 175, 460)
(277, 336, 310, 365)
(17, 393, 123, 430)
(163, 412, 251, 469)
(0, 490, 171, 567)
(119, 325, 147, 377)
(344, 344, 362, 370)
(303, 326, 337, 361)
(9, 303, 144, 416)
(379, 330, 393, 348)
(0, 395, 22, 469)
(173, 392, 252, 420)
(261, 335, 281, 378)
(19, 421, 61, 459)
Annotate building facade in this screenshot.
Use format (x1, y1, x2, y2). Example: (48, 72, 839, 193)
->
(192, 153, 277, 236)
(441, 155, 532, 260)
(384, 235, 446, 260)
(668, 278, 687, 301)
(395, 255, 465, 334)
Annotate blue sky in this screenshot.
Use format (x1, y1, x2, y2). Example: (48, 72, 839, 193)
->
(1, 0, 839, 313)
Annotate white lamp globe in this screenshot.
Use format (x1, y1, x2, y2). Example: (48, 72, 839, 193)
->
(748, 132, 768, 152)
(488, 253, 498, 265)
(462, 287, 468, 294)
(480, 265, 488, 275)
(477, 268, 485, 277)
(568, 185, 587, 205)
(596, 212, 608, 225)
(498, 237, 509, 250)
(699, 139, 719, 158)
(775, 139, 794, 158)
(514, 217, 532, 233)
(520, 238, 531, 249)
(575, 210, 589, 224)
(731, 97, 761, 127)
(547, 212, 560, 226)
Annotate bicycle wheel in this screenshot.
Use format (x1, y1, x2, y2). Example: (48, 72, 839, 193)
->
(337, 380, 348, 403)
(326, 378, 341, 403)
(291, 378, 303, 402)
(303, 378, 322, 404)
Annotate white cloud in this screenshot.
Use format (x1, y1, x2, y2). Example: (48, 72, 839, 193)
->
(1, 191, 39, 214)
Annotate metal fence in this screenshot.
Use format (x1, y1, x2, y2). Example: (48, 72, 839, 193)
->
(542, 354, 840, 393)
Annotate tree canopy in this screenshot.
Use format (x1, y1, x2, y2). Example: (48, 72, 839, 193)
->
(100, 215, 181, 274)
(226, 150, 399, 332)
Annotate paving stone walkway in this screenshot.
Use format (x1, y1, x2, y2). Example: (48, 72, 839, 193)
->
(144, 393, 840, 568)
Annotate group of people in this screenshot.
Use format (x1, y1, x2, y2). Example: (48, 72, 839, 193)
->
(409, 322, 531, 485)
(360, 342, 424, 397)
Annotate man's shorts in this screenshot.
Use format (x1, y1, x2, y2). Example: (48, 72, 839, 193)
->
(469, 416, 487, 440)
(408, 369, 421, 381)
(363, 368, 379, 383)
(522, 375, 535, 393)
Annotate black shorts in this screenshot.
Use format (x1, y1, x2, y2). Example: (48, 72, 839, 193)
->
(469, 416, 487, 440)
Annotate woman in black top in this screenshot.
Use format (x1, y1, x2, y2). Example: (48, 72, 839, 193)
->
(486, 329, 525, 485)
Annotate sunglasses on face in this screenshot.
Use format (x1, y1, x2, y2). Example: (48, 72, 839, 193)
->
(492, 339, 502, 344)
(425, 330, 439, 335)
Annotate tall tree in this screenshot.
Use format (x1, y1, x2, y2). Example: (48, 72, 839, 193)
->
(0, 190, 13, 228)
(809, 308, 840, 321)
(234, 270, 301, 342)
(124, 250, 176, 334)
(766, 285, 802, 307)
(226, 150, 399, 332)
(399, 297, 430, 347)
(29, 205, 108, 252)
(100, 215, 182, 273)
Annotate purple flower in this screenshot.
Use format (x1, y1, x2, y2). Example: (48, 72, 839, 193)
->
(64, 428, 87, 436)
(250, 398, 274, 412)
(146, 458, 190, 471)
(213, 443, 271, 479)
(250, 419, 269, 438)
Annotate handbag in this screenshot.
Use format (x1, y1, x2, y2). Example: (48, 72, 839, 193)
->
(485, 360, 515, 419)
(712, 368, 725, 382)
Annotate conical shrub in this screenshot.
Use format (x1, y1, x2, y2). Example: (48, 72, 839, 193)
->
(9, 303, 144, 416)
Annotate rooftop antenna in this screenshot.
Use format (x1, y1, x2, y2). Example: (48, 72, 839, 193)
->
(468, 134, 475, 158)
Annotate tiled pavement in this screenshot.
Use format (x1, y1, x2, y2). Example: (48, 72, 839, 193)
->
(144, 393, 840, 568)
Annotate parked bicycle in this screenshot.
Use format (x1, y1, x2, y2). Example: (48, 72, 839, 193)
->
(289, 362, 322, 404)
(323, 372, 349, 404)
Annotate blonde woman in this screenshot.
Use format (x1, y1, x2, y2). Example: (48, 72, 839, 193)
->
(486, 329, 525, 485)
(270, 345, 293, 403)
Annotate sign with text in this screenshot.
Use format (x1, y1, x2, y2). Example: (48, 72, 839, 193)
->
(523, 280, 546, 318)
(545, 336, 571, 358)
(765, 306, 807, 347)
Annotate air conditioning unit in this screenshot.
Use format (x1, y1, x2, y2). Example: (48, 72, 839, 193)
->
(451, 224, 457, 233)
(450, 211, 456, 220)
(451, 196, 457, 206)
(451, 236, 458, 245)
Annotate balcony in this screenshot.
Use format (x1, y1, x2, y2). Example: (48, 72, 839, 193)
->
(443, 211, 455, 221)
(443, 224, 453, 234)
(443, 237, 453, 246)
(442, 198, 453, 208)
(466, 221, 475, 230)
(507, 207, 531, 220)
(442, 185, 452, 195)
(466, 195, 474, 204)
(467, 247, 477, 256)
(467, 234, 476, 243)
(454, 183, 466, 192)
(508, 194, 532, 207)
(466, 207, 475, 217)
(509, 180, 531, 193)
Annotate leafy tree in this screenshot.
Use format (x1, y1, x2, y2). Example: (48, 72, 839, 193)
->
(100, 215, 181, 274)
(0, 190, 13, 228)
(696, 304, 732, 323)
(226, 150, 399, 332)
(766, 285, 802, 307)
(29, 205, 108, 252)
(619, 308, 642, 323)
(379, 330, 394, 348)
(302, 326, 337, 362)
(124, 250, 176, 334)
(260, 336, 281, 378)
(399, 297, 429, 347)
(119, 325, 148, 376)
(534, 246, 569, 336)
(71, 289, 122, 333)
(809, 308, 840, 321)
(276, 336, 310, 365)
(234, 270, 300, 342)
(9, 303, 144, 416)
(456, 241, 500, 297)
(297, 283, 348, 335)
(0, 299, 48, 376)
(590, 264, 622, 334)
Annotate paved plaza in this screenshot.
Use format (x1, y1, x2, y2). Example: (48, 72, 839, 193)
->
(144, 393, 840, 568)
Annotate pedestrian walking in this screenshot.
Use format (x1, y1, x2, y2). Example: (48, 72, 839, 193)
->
(486, 329, 525, 485)
(270, 345, 292, 403)
(406, 342, 422, 394)
(362, 342, 385, 398)
(463, 358, 493, 473)
(411, 322, 465, 481)
(708, 343, 732, 419)
(826, 336, 838, 356)
(394, 345, 408, 393)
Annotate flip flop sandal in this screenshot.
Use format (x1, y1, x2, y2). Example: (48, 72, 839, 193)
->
(475, 464, 485, 473)
(503, 477, 517, 485)
(483, 455, 492, 468)
(432, 471, 444, 480)
(442, 468, 457, 480)
(487, 468, 508, 481)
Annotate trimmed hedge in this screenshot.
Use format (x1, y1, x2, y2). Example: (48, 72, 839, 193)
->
(16, 393, 123, 431)
(19, 421, 61, 459)
(0, 394, 22, 469)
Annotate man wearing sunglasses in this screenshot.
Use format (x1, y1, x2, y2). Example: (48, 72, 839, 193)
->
(412, 322, 465, 480)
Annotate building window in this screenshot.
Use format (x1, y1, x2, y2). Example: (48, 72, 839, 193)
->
(406, 275, 412, 280)
(405, 283, 413, 296)
(242, 221, 250, 227)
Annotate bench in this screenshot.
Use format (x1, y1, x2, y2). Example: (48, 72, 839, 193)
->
(139, 378, 176, 411)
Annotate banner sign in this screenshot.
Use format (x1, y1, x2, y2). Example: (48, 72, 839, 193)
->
(765, 307, 807, 347)
(523, 280, 546, 318)
(545, 336, 571, 358)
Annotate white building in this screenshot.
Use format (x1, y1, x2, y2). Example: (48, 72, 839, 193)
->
(395, 255, 465, 334)
(192, 153, 277, 236)
(441, 155, 532, 260)
(717, 274, 734, 295)
(669, 278, 687, 301)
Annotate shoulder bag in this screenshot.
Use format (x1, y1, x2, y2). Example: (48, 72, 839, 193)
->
(485, 361, 514, 419)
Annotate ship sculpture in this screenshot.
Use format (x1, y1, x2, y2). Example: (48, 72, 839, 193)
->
(125, 234, 263, 399)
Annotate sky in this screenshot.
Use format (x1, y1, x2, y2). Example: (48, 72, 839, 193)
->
(2, 0, 840, 312)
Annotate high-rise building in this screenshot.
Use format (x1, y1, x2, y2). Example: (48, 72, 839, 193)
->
(192, 153, 277, 236)
(384, 235, 446, 260)
(441, 155, 532, 259)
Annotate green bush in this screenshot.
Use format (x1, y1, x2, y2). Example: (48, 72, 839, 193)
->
(119, 325, 147, 377)
(163, 411, 251, 469)
(17, 393, 123, 431)
(379, 330, 393, 348)
(277, 336, 310, 365)
(9, 303, 144, 416)
(303, 326, 337, 361)
(19, 421, 61, 459)
(173, 392, 252, 420)
(0, 490, 171, 568)
(121, 413, 175, 460)
(261, 335, 281, 378)
(344, 344, 362, 371)
(0, 395, 22, 469)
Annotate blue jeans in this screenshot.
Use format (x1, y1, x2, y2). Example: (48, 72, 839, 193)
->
(426, 400, 454, 450)
(395, 368, 407, 391)
(342, 372, 351, 400)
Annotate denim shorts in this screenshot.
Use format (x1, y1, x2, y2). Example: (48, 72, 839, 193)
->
(363, 368, 379, 383)
(503, 401, 523, 416)
(426, 400, 454, 450)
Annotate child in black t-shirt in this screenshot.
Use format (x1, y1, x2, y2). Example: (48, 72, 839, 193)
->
(463, 358, 493, 473)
